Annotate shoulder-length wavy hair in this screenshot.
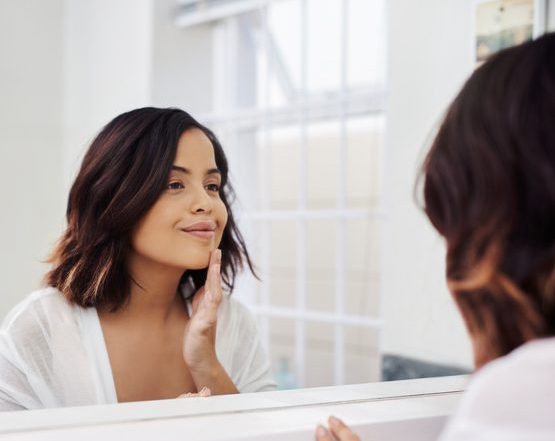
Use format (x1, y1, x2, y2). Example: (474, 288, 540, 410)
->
(47, 107, 256, 311)
(420, 33, 555, 368)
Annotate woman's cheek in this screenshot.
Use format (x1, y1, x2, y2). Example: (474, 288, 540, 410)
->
(217, 201, 228, 246)
(218, 200, 229, 227)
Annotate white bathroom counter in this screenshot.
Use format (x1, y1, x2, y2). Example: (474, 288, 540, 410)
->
(0, 376, 467, 441)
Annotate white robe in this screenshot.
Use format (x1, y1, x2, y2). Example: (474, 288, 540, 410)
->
(0, 287, 276, 411)
(439, 336, 555, 441)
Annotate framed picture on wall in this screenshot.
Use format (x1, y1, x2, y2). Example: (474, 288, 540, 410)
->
(473, 0, 547, 63)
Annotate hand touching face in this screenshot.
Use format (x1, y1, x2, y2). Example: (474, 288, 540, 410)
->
(180, 249, 239, 396)
(182, 249, 223, 373)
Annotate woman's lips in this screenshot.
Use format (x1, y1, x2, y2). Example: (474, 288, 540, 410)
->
(181, 221, 217, 240)
(184, 230, 215, 239)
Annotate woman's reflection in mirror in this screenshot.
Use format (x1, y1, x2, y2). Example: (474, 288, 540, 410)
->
(0, 107, 276, 411)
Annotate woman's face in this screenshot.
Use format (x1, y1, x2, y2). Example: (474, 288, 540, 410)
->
(130, 128, 228, 270)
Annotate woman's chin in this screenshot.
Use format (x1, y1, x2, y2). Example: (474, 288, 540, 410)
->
(180, 252, 211, 270)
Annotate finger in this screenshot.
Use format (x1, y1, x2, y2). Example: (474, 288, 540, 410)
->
(190, 273, 220, 329)
(209, 248, 222, 267)
(315, 425, 335, 441)
(206, 250, 222, 303)
(178, 393, 206, 398)
(191, 286, 205, 315)
(178, 392, 199, 398)
(189, 251, 222, 327)
(206, 262, 222, 305)
(198, 386, 211, 397)
(328, 416, 360, 441)
(178, 387, 211, 398)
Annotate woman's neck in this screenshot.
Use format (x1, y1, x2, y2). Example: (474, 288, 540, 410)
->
(120, 251, 188, 324)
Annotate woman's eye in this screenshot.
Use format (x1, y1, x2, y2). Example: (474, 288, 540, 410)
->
(206, 183, 220, 192)
(167, 182, 184, 190)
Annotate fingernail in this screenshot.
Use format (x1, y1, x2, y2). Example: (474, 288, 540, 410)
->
(329, 416, 341, 427)
(216, 249, 222, 264)
(316, 425, 328, 437)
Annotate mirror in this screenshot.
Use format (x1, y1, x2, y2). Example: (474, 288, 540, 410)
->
(6, 0, 548, 411)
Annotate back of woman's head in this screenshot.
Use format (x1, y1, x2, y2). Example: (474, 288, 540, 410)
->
(47, 107, 253, 311)
(422, 33, 555, 367)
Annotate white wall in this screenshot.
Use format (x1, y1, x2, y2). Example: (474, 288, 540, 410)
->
(0, 0, 65, 319)
(0, 0, 157, 319)
(381, 0, 555, 369)
(382, 0, 475, 367)
(151, 0, 214, 113)
(0, 0, 218, 319)
(62, 0, 154, 191)
(62, 0, 215, 188)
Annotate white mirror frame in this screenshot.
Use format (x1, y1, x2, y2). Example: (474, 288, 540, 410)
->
(0, 376, 466, 441)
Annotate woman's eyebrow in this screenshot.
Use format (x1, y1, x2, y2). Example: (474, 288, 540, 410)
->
(171, 165, 221, 176)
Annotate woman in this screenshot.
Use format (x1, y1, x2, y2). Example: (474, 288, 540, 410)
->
(317, 33, 555, 440)
(0, 107, 276, 410)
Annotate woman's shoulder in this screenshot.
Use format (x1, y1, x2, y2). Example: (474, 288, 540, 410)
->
(1, 287, 75, 336)
(214, 295, 276, 392)
(468, 336, 555, 397)
(215, 295, 262, 349)
(217, 294, 257, 327)
(441, 337, 555, 440)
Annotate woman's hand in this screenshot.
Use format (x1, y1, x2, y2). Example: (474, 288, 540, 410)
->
(182, 249, 222, 373)
(182, 249, 239, 395)
(178, 386, 211, 398)
(316, 416, 361, 441)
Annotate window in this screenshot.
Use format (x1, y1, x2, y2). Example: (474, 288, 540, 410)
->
(177, 0, 387, 387)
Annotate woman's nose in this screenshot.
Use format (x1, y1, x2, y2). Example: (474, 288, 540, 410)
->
(189, 186, 212, 213)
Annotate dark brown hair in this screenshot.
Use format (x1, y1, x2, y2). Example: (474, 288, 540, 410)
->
(47, 107, 256, 311)
(421, 33, 555, 368)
